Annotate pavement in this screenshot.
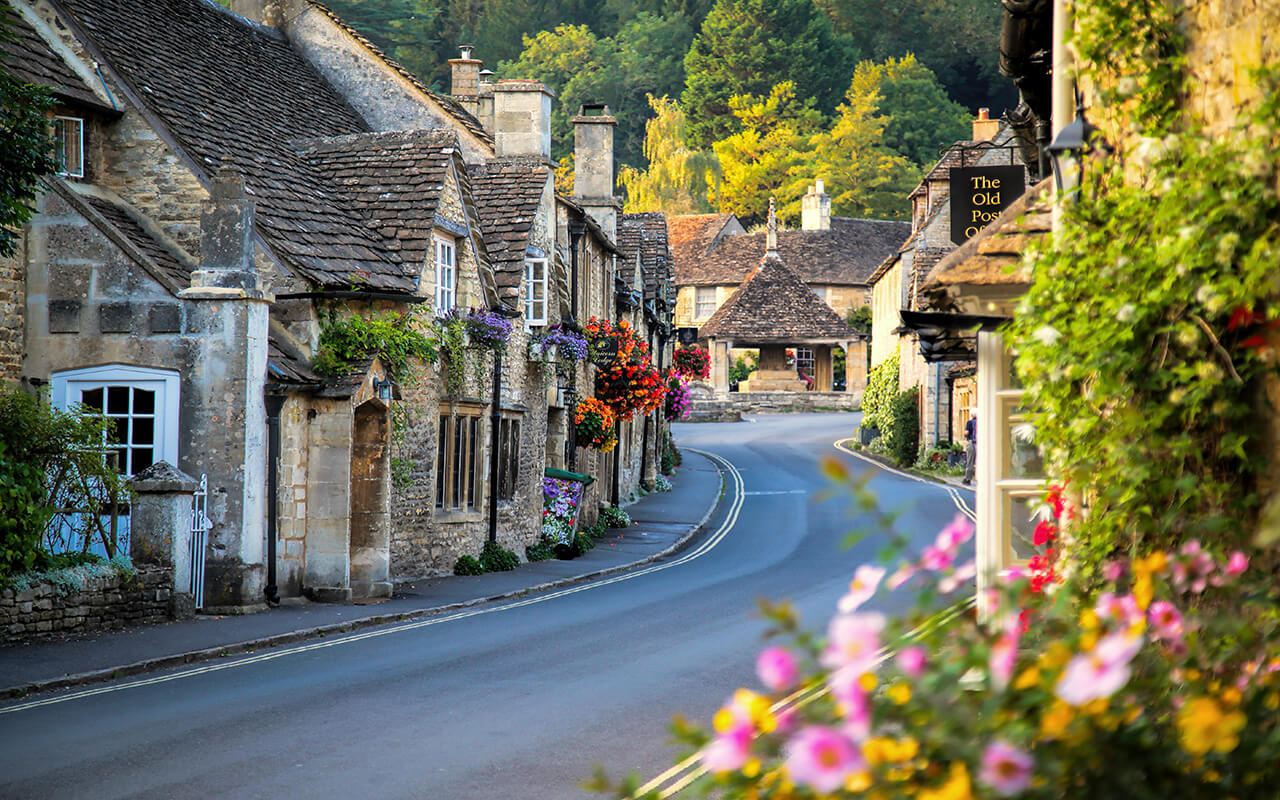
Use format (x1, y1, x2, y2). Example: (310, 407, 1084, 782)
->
(0, 450, 724, 700)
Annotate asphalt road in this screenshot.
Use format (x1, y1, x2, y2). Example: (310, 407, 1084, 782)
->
(0, 413, 974, 800)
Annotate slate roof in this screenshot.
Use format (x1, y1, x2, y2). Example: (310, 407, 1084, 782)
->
(668, 213, 738, 264)
(698, 255, 857, 344)
(674, 217, 910, 287)
(54, 0, 421, 291)
(0, 5, 111, 112)
(470, 158, 551, 303)
(618, 212, 673, 304)
(82, 194, 193, 289)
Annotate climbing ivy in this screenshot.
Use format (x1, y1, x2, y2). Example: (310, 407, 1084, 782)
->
(859, 350, 899, 433)
(1007, 56, 1280, 576)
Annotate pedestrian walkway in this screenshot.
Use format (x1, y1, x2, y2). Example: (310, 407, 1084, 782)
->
(0, 452, 724, 698)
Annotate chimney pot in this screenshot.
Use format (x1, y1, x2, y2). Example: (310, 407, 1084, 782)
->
(801, 178, 831, 231)
(491, 81, 556, 161)
(971, 108, 1000, 142)
(573, 103, 619, 239)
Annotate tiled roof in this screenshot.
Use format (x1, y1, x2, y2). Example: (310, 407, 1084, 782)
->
(1, 6, 109, 111)
(57, 0, 419, 291)
(306, 1, 493, 149)
(81, 194, 192, 289)
(619, 212, 673, 303)
(266, 319, 322, 386)
(471, 158, 551, 303)
(668, 213, 737, 266)
(923, 178, 1052, 303)
(675, 217, 910, 287)
(698, 255, 857, 343)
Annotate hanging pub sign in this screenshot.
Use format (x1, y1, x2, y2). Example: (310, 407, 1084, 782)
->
(950, 165, 1025, 245)
(677, 327, 699, 346)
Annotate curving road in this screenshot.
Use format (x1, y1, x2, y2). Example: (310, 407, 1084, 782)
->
(0, 413, 973, 800)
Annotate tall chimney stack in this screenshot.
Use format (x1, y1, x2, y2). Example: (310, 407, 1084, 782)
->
(801, 179, 831, 231)
(972, 108, 1000, 142)
(449, 45, 483, 117)
(491, 80, 555, 162)
(572, 103, 618, 240)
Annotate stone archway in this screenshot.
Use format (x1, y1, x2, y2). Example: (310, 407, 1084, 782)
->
(349, 399, 391, 598)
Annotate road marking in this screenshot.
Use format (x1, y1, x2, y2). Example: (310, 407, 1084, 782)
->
(0, 450, 746, 717)
(742, 489, 807, 496)
(832, 439, 976, 522)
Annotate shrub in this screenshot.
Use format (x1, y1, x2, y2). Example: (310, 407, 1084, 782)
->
(728, 351, 758, 386)
(654, 474, 673, 492)
(882, 387, 920, 467)
(661, 428, 683, 475)
(525, 541, 555, 562)
(479, 540, 519, 572)
(599, 505, 632, 529)
(452, 555, 484, 576)
(570, 532, 596, 557)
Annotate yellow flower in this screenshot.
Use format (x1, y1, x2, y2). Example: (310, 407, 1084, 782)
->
(1177, 697, 1247, 756)
(1082, 698, 1109, 717)
(1221, 688, 1242, 707)
(1264, 692, 1279, 711)
(1014, 667, 1041, 690)
(742, 758, 761, 778)
(1133, 573, 1153, 611)
(845, 771, 874, 792)
(1040, 701, 1075, 739)
(887, 682, 912, 705)
(1080, 631, 1099, 652)
(1079, 609, 1100, 630)
(1039, 642, 1073, 671)
(917, 762, 973, 800)
(860, 672, 879, 692)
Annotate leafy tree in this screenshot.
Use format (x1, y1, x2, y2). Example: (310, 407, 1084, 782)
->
(681, 0, 851, 148)
(324, 0, 446, 87)
(813, 0, 1014, 113)
(710, 83, 822, 224)
(618, 95, 717, 214)
(1, 17, 56, 259)
(845, 304, 872, 334)
(851, 55, 970, 167)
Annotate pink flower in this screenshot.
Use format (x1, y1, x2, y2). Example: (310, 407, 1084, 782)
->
(888, 563, 916, 589)
(784, 726, 865, 793)
(1056, 631, 1143, 706)
(1225, 551, 1249, 577)
(921, 545, 954, 571)
(701, 725, 752, 773)
(979, 740, 1034, 796)
(897, 646, 927, 678)
(999, 565, 1028, 583)
(821, 612, 885, 677)
(990, 629, 1020, 690)
(827, 669, 872, 741)
(935, 513, 975, 551)
(838, 565, 886, 613)
(938, 560, 977, 594)
(1148, 601, 1184, 641)
(1095, 593, 1142, 627)
(1102, 559, 1127, 582)
(757, 646, 800, 692)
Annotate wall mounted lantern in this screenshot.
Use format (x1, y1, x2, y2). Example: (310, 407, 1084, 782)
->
(1046, 98, 1112, 194)
(374, 378, 394, 401)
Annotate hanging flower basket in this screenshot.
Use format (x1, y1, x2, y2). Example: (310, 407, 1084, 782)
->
(464, 307, 513, 354)
(584, 318, 666, 421)
(664, 375, 692, 421)
(530, 325, 589, 363)
(673, 344, 711, 380)
(575, 396, 617, 451)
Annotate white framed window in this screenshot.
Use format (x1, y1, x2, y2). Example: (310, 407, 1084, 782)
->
(434, 234, 457, 314)
(50, 365, 181, 476)
(795, 347, 815, 378)
(524, 258, 547, 327)
(54, 116, 85, 178)
(695, 286, 716, 320)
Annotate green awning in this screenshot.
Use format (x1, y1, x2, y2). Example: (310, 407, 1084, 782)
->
(544, 467, 596, 486)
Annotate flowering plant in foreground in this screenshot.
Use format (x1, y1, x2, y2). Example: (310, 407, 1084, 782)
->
(664, 375, 692, 421)
(589, 461, 1280, 799)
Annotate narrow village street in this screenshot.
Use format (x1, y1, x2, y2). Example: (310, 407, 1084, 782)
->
(0, 413, 972, 799)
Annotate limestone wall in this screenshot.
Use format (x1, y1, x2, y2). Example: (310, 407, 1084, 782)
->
(1, 566, 186, 644)
(0, 248, 24, 384)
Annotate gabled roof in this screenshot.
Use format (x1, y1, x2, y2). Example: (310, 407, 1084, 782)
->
(668, 213, 739, 264)
(618, 212, 673, 304)
(55, 0, 419, 291)
(0, 5, 113, 113)
(698, 255, 857, 344)
(674, 217, 909, 287)
(471, 158, 551, 305)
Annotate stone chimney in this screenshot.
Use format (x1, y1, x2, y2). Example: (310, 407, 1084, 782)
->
(491, 80, 555, 162)
(573, 103, 618, 240)
(187, 168, 264, 296)
(972, 107, 1000, 142)
(801, 179, 831, 231)
(449, 45, 482, 117)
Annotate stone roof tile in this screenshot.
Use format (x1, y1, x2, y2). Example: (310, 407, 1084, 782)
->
(699, 255, 857, 343)
(470, 158, 550, 294)
(1, 6, 108, 111)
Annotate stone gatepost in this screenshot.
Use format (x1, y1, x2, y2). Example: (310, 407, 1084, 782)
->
(128, 461, 198, 620)
(846, 338, 869, 398)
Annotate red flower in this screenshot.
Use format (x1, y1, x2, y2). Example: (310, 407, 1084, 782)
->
(1033, 520, 1057, 547)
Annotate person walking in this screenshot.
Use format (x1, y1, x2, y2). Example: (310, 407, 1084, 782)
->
(962, 408, 977, 485)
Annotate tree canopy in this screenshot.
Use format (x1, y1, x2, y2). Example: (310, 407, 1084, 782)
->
(852, 54, 971, 167)
(1, 17, 56, 258)
(618, 95, 717, 214)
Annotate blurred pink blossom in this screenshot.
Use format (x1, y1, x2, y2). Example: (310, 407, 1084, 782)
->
(979, 740, 1034, 796)
(701, 725, 752, 773)
(897, 646, 927, 678)
(784, 727, 865, 793)
(838, 565, 886, 613)
(821, 612, 885, 677)
(1056, 631, 1143, 706)
(756, 646, 800, 692)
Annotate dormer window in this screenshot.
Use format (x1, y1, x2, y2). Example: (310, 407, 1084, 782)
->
(54, 116, 85, 178)
(524, 257, 547, 327)
(434, 234, 457, 314)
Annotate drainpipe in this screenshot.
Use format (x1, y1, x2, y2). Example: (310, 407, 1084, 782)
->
(611, 420, 622, 505)
(487, 349, 502, 544)
(263, 391, 286, 606)
(568, 220, 585, 326)
(934, 361, 943, 448)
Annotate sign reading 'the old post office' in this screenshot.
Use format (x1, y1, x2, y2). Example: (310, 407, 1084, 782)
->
(950, 165, 1025, 245)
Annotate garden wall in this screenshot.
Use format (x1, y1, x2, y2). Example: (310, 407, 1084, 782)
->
(1, 565, 192, 644)
(684, 391, 861, 422)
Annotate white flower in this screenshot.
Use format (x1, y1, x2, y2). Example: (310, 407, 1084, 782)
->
(1117, 304, 1135, 322)
(1033, 326, 1062, 346)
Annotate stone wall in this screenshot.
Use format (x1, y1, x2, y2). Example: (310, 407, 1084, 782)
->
(0, 248, 24, 384)
(685, 390, 861, 422)
(1, 566, 188, 644)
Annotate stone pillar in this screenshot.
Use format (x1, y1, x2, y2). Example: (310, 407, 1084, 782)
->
(846, 338, 869, 398)
(492, 80, 555, 162)
(128, 461, 197, 619)
(801, 179, 832, 231)
(304, 398, 354, 603)
(179, 169, 272, 613)
(573, 105, 618, 241)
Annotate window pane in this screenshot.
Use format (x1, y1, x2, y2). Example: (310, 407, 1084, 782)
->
(132, 447, 154, 473)
(107, 386, 130, 414)
(467, 417, 479, 509)
(133, 388, 156, 414)
(436, 416, 448, 508)
(111, 417, 129, 445)
(133, 416, 154, 445)
(82, 388, 104, 411)
(453, 416, 465, 509)
(1007, 419, 1045, 479)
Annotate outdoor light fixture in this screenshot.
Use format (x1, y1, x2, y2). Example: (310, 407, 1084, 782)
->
(374, 378, 394, 401)
(1046, 98, 1112, 194)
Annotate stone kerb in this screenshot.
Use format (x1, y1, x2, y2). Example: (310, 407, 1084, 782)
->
(128, 460, 197, 618)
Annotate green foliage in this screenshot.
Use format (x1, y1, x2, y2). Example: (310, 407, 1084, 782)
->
(845, 305, 872, 334)
(859, 350, 898, 432)
(479, 540, 520, 572)
(728, 350, 758, 385)
(913, 444, 964, 477)
(323, 0, 444, 86)
(5, 554, 136, 596)
(660, 428, 682, 475)
(599, 504, 632, 529)
(681, 0, 850, 148)
(525, 541, 555, 561)
(1008, 117, 1280, 571)
(882, 386, 920, 467)
(849, 54, 970, 167)
(570, 531, 596, 556)
(1, 15, 57, 259)
(619, 95, 718, 214)
(452, 554, 485, 575)
(314, 306, 437, 381)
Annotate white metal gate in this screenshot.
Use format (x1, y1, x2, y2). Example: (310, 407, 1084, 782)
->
(190, 474, 209, 610)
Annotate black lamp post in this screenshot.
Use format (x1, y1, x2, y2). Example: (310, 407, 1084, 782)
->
(1046, 98, 1111, 194)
